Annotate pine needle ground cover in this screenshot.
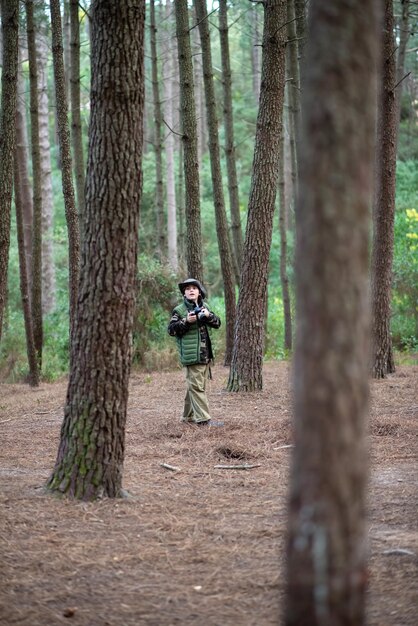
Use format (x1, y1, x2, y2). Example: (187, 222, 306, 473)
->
(0, 362, 417, 625)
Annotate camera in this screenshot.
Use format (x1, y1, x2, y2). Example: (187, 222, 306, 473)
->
(193, 305, 206, 321)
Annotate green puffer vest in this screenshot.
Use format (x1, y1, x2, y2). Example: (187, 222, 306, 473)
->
(173, 301, 213, 366)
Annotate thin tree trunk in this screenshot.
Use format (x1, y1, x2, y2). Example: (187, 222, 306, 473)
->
(50, 0, 80, 346)
(371, 0, 397, 379)
(37, 23, 57, 315)
(278, 126, 292, 352)
(14, 151, 39, 387)
(194, 0, 236, 365)
(250, 4, 261, 102)
(286, 0, 300, 210)
(219, 0, 243, 283)
(174, 0, 203, 282)
(0, 0, 19, 341)
(26, 0, 43, 368)
(16, 54, 33, 290)
(228, 0, 286, 392)
(47, 0, 145, 501)
(285, 1, 381, 624)
(150, 0, 166, 260)
(163, 0, 178, 272)
(70, 0, 86, 222)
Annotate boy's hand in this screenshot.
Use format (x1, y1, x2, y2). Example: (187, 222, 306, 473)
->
(186, 311, 197, 323)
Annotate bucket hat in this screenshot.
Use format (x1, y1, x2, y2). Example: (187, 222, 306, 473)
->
(178, 278, 207, 299)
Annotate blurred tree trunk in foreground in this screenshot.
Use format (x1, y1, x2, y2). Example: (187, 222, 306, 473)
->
(47, 0, 145, 500)
(285, 1, 381, 625)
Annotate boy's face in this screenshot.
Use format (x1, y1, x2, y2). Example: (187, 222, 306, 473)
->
(184, 285, 199, 302)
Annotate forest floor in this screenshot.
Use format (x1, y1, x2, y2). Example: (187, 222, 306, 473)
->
(0, 361, 417, 626)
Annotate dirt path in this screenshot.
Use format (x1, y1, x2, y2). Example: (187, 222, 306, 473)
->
(0, 362, 417, 625)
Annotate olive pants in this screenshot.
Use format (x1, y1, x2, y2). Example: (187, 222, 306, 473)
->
(182, 363, 211, 423)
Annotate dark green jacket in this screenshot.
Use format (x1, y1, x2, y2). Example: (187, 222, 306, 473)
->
(168, 299, 221, 366)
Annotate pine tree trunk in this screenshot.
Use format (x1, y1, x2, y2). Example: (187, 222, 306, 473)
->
(0, 0, 19, 341)
(37, 25, 57, 315)
(174, 0, 203, 282)
(219, 0, 243, 283)
(228, 0, 286, 391)
(163, 0, 178, 272)
(286, 0, 300, 210)
(70, 0, 86, 223)
(26, 0, 43, 368)
(194, 0, 236, 365)
(278, 127, 292, 352)
(150, 0, 166, 260)
(50, 0, 80, 345)
(285, 1, 381, 624)
(16, 56, 33, 291)
(47, 0, 145, 500)
(250, 4, 261, 103)
(371, 0, 397, 379)
(14, 152, 39, 387)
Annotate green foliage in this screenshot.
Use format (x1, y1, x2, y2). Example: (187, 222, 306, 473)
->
(393, 161, 418, 351)
(132, 255, 180, 370)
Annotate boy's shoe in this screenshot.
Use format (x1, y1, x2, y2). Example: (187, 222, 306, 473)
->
(196, 419, 224, 427)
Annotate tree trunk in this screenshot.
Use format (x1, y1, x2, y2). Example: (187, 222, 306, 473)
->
(50, 0, 80, 346)
(14, 151, 39, 387)
(0, 0, 19, 341)
(37, 24, 57, 315)
(371, 0, 397, 379)
(227, 0, 286, 392)
(286, 0, 300, 211)
(70, 0, 86, 223)
(16, 54, 33, 291)
(285, 1, 381, 624)
(150, 0, 166, 260)
(278, 126, 292, 352)
(174, 0, 203, 282)
(250, 4, 261, 103)
(26, 0, 43, 368)
(47, 0, 145, 500)
(163, 0, 178, 272)
(194, 0, 236, 365)
(219, 0, 243, 283)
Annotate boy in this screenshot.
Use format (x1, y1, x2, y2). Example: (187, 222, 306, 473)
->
(168, 278, 223, 426)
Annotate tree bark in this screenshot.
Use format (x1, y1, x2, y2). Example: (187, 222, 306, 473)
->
(70, 0, 86, 223)
(26, 0, 43, 368)
(14, 150, 39, 387)
(0, 0, 19, 341)
(163, 0, 178, 272)
(371, 0, 397, 379)
(174, 0, 203, 282)
(278, 125, 292, 352)
(285, 1, 381, 624)
(16, 53, 33, 292)
(50, 0, 80, 346)
(47, 0, 145, 500)
(194, 0, 236, 365)
(37, 23, 57, 315)
(219, 0, 243, 283)
(228, 0, 286, 391)
(150, 0, 166, 260)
